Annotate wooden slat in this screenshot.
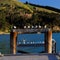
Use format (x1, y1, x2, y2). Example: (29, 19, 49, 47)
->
(12, 28, 48, 34)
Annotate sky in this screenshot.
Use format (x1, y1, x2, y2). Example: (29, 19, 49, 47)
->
(19, 0, 60, 9)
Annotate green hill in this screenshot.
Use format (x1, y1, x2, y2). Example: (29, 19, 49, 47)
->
(0, 0, 60, 32)
(0, 0, 33, 13)
(0, 0, 60, 14)
(25, 3, 60, 14)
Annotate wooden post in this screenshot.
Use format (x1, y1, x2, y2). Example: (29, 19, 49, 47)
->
(10, 29, 17, 54)
(45, 29, 52, 53)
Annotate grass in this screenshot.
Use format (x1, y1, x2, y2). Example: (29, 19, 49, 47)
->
(14, 1, 33, 13)
(0, 0, 60, 14)
(35, 7, 59, 13)
(0, 0, 33, 13)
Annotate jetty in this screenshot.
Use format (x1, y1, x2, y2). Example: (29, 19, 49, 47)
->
(10, 28, 53, 54)
(0, 54, 59, 60)
(0, 27, 59, 60)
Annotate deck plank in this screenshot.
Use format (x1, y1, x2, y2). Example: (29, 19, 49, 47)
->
(0, 54, 58, 60)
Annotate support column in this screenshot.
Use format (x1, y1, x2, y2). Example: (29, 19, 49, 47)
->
(45, 29, 52, 53)
(10, 30, 17, 54)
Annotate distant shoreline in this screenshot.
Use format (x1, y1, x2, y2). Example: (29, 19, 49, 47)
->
(0, 32, 10, 34)
(0, 31, 60, 35)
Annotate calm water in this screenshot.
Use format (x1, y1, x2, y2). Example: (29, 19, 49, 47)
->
(0, 33, 60, 54)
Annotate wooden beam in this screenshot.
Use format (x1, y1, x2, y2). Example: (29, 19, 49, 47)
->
(45, 29, 52, 53)
(10, 30, 17, 54)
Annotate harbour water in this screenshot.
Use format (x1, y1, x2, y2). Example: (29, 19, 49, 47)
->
(0, 33, 60, 54)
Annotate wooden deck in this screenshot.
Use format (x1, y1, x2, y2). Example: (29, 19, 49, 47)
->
(0, 54, 58, 60)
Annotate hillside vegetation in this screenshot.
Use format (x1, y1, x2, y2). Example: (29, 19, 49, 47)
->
(0, 0, 60, 32)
